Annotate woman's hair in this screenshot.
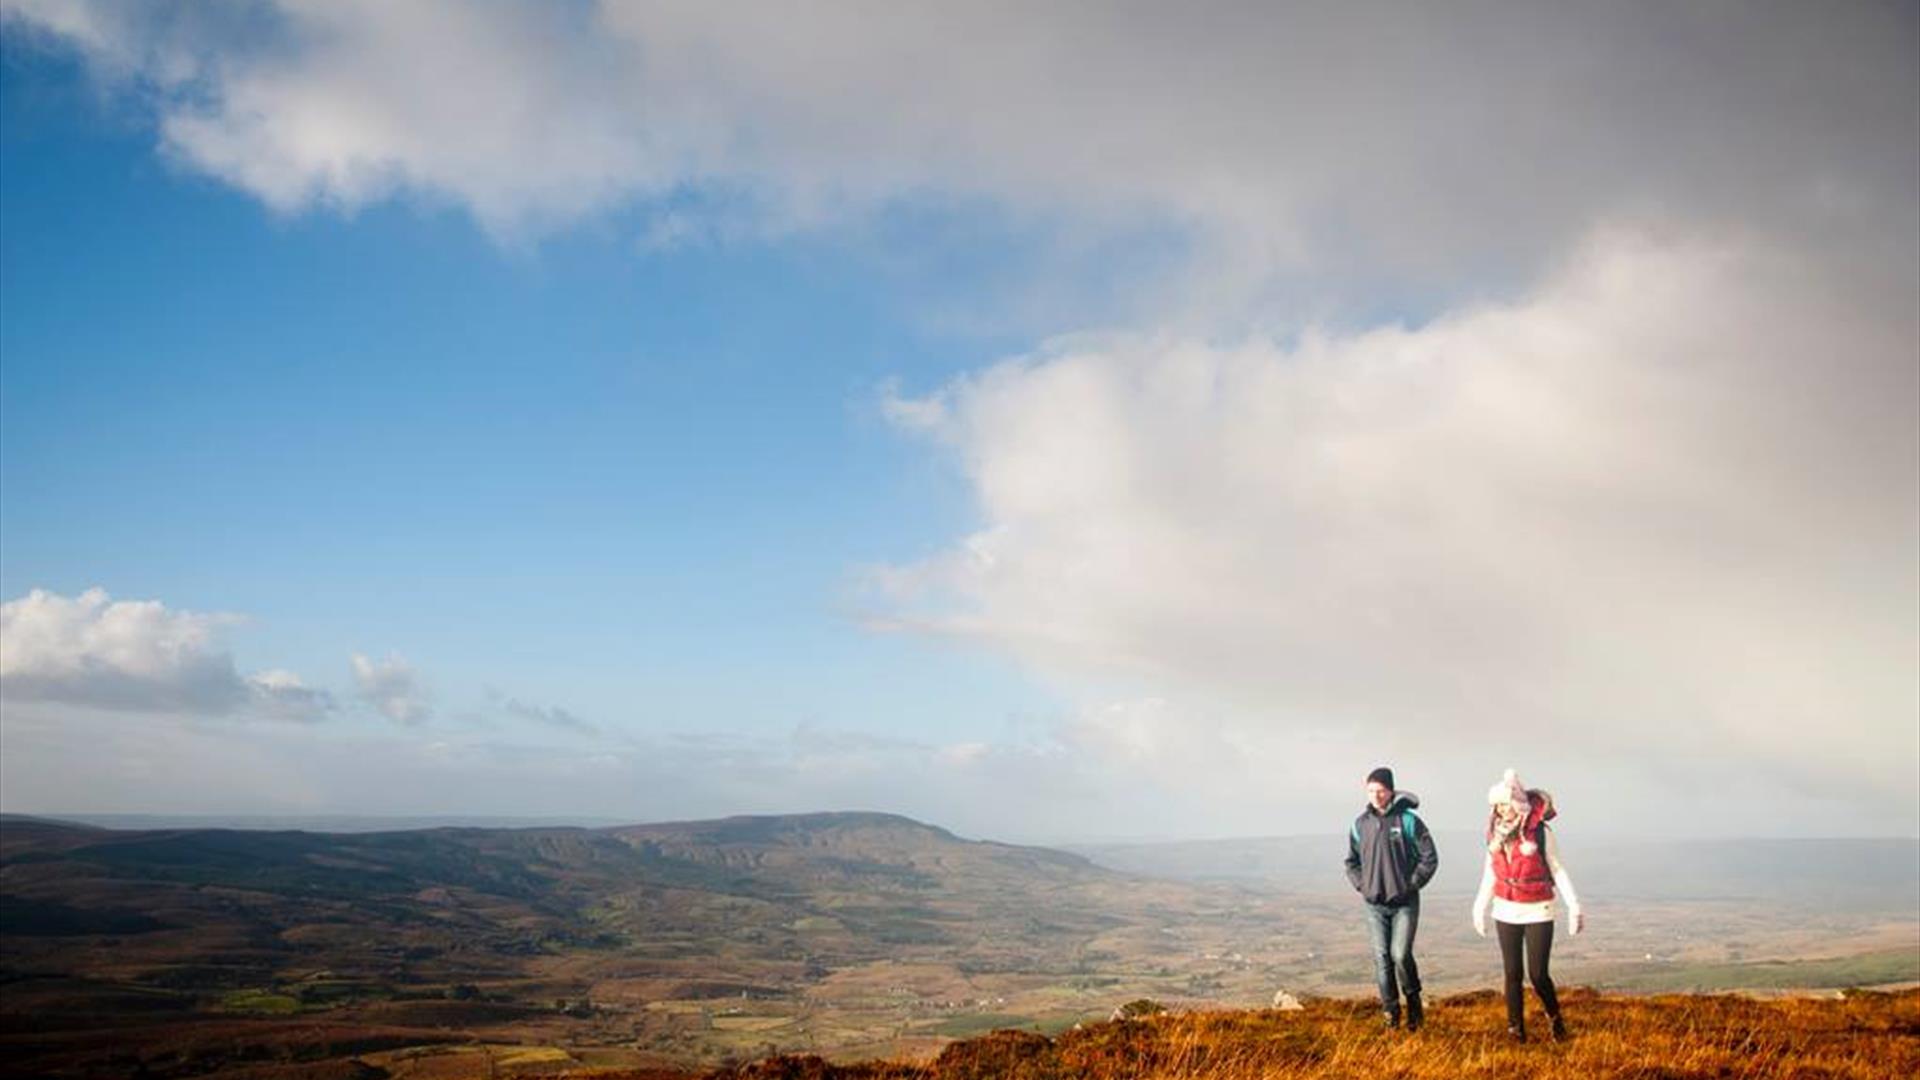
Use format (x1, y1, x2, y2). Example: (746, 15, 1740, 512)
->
(1486, 786, 1557, 854)
(1487, 803, 1529, 852)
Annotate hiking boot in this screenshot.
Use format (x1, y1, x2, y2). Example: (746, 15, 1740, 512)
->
(1383, 1010, 1400, 1030)
(1548, 1015, 1568, 1041)
(1507, 1023, 1526, 1043)
(1405, 995, 1424, 1031)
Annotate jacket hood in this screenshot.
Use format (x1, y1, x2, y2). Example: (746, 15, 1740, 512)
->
(1370, 791, 1420, 814)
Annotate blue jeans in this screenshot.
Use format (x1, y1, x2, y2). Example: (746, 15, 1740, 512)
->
(1363, 896, 1422, 1014)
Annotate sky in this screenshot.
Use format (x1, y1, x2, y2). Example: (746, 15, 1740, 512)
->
(1, 1, 1915, 842)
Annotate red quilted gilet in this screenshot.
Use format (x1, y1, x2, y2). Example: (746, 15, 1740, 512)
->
(1489, 801, 1555, 904)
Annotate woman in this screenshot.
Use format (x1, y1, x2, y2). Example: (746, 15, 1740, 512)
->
(1471, 768, 1583, 1042)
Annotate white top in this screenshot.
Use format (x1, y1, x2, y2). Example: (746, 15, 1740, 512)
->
(1472, 827, 1581, 928)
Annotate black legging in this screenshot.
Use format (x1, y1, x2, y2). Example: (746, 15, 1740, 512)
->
(1495, 919, 1560, 1027)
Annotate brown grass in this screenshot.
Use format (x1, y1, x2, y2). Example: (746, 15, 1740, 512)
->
(705, 988, 1920, 1080)
(7, 989, 1912, 1078)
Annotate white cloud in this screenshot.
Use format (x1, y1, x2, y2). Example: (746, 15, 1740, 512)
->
(499, 695, 595, 734)
(4, 2, 1911, 309)
(874, 231, 1920, 810)
(0, 588, 328, 720)
(878, 378, 948, 433)
(3, 3, 1912, 835)
(938, 741, 990, 767)
(245, 669, 334, 723)
(350, 652, 430, 724)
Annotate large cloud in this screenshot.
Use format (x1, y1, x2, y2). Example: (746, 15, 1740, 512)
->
(875, 230, 1919, 804)
(3, 1, 1912, 305)
(0, 588, 331, 720)
(4, 2, 1914, 831)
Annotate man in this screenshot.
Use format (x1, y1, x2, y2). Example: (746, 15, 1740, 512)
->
(1344, 766, 1439, 1030)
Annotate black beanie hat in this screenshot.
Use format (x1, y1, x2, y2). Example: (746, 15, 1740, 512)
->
(1366, 766, 1395, 790)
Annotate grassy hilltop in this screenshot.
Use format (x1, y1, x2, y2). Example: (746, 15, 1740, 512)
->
(708, 989, 1918, 1080)
(6, 987, 1911, 1078)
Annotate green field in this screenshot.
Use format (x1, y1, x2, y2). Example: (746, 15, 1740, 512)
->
(1580, 948, 1920, 992)
(217, 989, 303, 1015)
(927, 1012, 1044, 1037)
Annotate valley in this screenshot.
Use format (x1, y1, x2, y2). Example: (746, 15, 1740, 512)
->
(2, 812, 1913, 1076)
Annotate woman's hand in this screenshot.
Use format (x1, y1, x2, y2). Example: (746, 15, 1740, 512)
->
(1570, 910, 1585, 936)
(1473, 910, 1487, 937)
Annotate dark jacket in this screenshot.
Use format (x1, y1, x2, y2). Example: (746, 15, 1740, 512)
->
(1345, 792, 1438, 905)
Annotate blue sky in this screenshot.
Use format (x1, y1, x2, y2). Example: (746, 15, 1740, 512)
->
(2, 43, 1053, 745)
(1, 3, 1914, 840)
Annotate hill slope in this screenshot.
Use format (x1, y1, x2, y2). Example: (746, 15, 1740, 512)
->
(710, 988, 1920, 1080)
(0, 810, 1178, 999)
(0, 812, 1271, 1072)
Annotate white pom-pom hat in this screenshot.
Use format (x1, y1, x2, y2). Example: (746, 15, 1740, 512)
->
(1487, 767, 1528, 808)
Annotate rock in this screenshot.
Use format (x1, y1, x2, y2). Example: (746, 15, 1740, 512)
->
(1271, 990, 1304, 1011)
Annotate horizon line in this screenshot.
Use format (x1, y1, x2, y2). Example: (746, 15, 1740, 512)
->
(7, 809, 1916, 845)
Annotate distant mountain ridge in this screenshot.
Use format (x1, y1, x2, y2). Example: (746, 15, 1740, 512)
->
(0, 809, 1139, 989)
(0, 809, 1110, 925)
(3, 808, 1227, 1070)
(1067, 832, 1920, 911)
(12, 811, 640, 833)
